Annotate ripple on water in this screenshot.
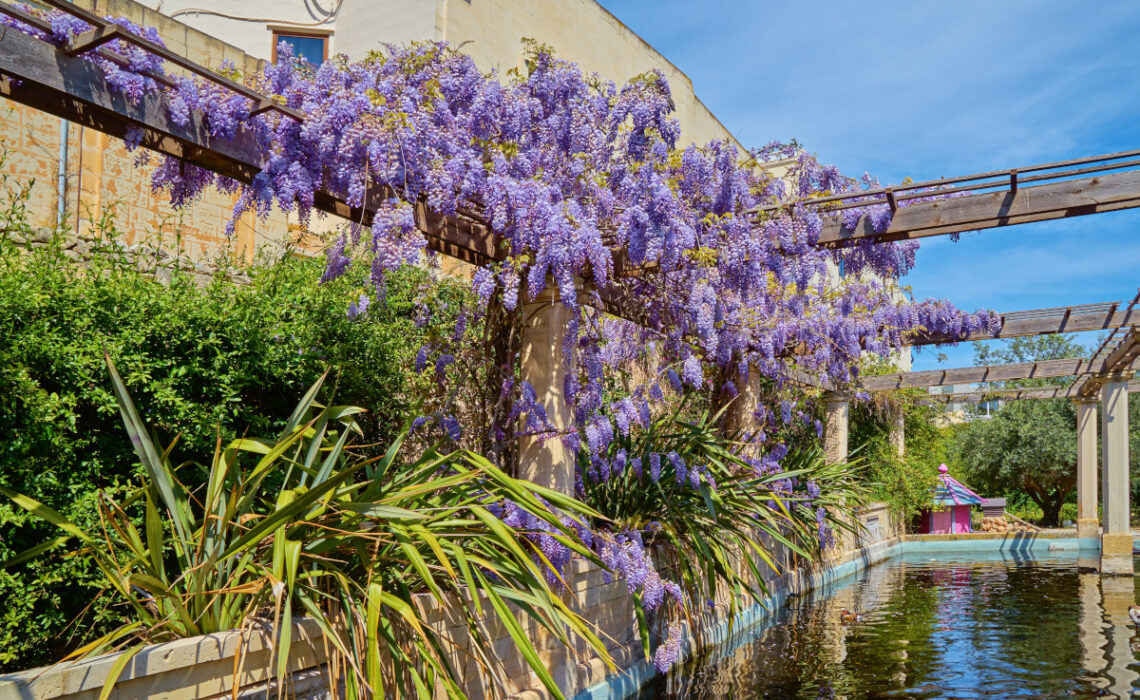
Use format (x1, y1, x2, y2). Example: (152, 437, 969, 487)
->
(640, 555, 1140, 700)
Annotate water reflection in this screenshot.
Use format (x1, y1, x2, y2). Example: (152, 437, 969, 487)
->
(641, 554, 1140, 699)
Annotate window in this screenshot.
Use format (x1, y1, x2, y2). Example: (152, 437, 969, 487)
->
(271, 30, 329, 66)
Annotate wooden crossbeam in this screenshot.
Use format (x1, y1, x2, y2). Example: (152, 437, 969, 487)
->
(924, 380, 1140, 404)
(63, 24, 122, 56)
(1075, 326, 1140, 397)
(905, 301, 1137, 346)
(861, 357, 1095, 391)
(816, 169, 1140, 247)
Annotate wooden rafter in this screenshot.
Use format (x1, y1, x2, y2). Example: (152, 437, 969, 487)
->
(861, 357, 1095, 392)
(751, 149, 1140, 247)
(1075, 326, 1140, 397)
(923, 380, 1140, 404)
(815, 169, 1140, 246)
(905, 300, 1137, 346)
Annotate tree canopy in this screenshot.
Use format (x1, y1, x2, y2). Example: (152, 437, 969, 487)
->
(951, 336, 1086, 526)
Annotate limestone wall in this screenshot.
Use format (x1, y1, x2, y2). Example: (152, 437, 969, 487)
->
(1, 0, 292, 266)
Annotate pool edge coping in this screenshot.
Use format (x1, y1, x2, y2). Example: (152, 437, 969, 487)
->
(571, 534, 1101, 700)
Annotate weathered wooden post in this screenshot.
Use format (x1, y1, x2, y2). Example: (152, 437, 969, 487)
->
(1099, 374, 1132, 575)
(1073, 397, 1100, 541)
(517, 284, 576, 495)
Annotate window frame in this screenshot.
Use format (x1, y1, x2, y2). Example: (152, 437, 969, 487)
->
(270, 28, 331, 65)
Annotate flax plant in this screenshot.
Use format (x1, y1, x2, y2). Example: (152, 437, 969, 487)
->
(577, 401, 864, 648)
(1, 355, 612, 700)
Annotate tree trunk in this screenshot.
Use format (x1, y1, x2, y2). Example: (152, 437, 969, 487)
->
(1038, 487, 1073, 528)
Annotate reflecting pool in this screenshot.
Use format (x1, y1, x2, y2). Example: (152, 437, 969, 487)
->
(641, 552, 1140, 699)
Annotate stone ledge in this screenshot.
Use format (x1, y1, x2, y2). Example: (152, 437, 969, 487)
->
(0, 620, 326, 700)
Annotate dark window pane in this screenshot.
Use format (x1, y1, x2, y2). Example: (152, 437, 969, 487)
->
(276, 35, 325, 65)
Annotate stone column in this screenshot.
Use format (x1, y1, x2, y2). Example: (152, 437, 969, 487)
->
(823, 391, 851, 465)
(1075, 398, 1100, 541)
(824, 391, 852, 554)
(518, 284, 576, 495)
(1100, 375, 1132, 575)
(726, 364, 765, 456)
(888, 406, 905, 459)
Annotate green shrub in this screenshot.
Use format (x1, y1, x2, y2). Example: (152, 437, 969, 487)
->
(3, 356, 609, 699)
(0, 218, 465, 670)
(1059, 502, 1078, 524)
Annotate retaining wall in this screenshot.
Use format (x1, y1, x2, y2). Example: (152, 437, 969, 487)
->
(0, 504, 901, 700)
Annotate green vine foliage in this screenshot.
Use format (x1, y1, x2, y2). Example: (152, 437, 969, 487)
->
(0, 195, 465, 670)
(849, 357, 949, 528)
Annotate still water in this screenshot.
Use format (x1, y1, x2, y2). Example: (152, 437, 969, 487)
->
(642, 553, 1140, 699)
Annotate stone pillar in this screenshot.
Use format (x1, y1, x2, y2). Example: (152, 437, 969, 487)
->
(824, 391, 852, 554)
(518, 285, 576, 495)
(1075, 398, 1100, 541)
(1100, 375, 1132, 575)
(823, 392, 851, 465)
(888, 406, 905, 459)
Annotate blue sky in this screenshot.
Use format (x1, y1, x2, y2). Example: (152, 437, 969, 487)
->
(596, 0, 1140, 370)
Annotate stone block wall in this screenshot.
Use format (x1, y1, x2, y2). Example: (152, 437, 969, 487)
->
(0, 0, 295, 269)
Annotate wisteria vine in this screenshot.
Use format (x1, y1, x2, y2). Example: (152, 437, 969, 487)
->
(4, 5, 1000, 672)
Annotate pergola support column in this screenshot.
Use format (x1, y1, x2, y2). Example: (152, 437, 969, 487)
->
(824, 391, 852, 553)
(1100, 374, 1133, 575)
(517, 285, 576, 495)
(824, 391, 850, 465)
(1074, 398, 1100, 541)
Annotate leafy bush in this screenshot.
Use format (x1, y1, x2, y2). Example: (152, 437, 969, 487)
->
(0, 215, 466, 670)
(3, 356, 609, 699)
(849, 393, 947, 527)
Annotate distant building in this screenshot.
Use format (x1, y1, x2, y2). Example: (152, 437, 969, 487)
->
(928, 384, 999, 425)
(142, 0, 743, 152)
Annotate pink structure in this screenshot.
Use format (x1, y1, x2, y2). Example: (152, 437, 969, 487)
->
(919, 464, 982, 534)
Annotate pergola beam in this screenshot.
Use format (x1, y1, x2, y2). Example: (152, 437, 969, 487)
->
(923, 379, 1140, 404)
(1075, 326, 1140, 397)
(905, 301, 1137, 346)
(861, 357, 1095, 391)
(815, 170, 1140, 246)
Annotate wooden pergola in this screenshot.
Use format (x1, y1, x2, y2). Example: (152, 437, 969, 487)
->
(2, 0, 1138, 571)
(845, 290, 1140, 574)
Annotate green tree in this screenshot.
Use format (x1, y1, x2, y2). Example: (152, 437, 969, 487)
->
(949, 335, 1088, 527)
